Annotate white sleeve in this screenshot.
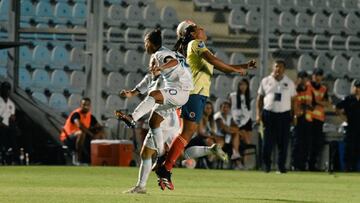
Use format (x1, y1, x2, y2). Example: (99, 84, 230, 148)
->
(154, 50, 176, 66)
(134, 74, 152, 94)
(257, 79, 265, 96)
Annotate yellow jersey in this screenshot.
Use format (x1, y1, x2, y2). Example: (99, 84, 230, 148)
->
(186, 39, 214, 97)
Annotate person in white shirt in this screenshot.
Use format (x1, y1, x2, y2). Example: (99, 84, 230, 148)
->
(256, 60, 296, 173)
(0, 81, 17, 164)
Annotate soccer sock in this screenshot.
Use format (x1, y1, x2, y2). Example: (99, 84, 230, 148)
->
(131, 96, 156, 121)
(136, 158, 152, 188)
(184, 146, 211, 159)
(151, 128, 164, 156)
(164, 135, 188, 171)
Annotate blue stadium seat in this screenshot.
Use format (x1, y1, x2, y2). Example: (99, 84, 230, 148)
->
(35, 1, 53, 22)
(295, 12, 311, 33)
(214, 75, 232, 98)
(35, 24, 54, 40)
(160, 6, 179, 29)
(54, 2, 72, 24)
(0, 0, 9, 21)
(32, 45, 51, 68)
(295, 34, 312, 50)
(125, 5, 143, 27)
(143, 4, 161, 27)
(314, 54, 331, 76)
(106, 27, 125, 43)
(125, 72, 143, 89)
(0, 66, 6, 78)
(32, 69, 50, 91)
(51, 46, 70, 68)
(329, 35, 346, 51)
(331, 55, 348, 77)
(124, 50, 143, 72)
(19, 46, 32, 66)
(124, 96, 141, 112)
(106, 72, 126, 94)
(348, 56, 360, 79)
(32, 91, 48, 105)
(54, 24, 72, 41)
(50, 70, 70, 92)
(346, 36, 360, 51)
(49, 93, 68, 112)
(104, 49, 124, 72)
(105, 4, 126, 25)
(69, 71, 86, 93)
(328, 12, 345, 35)
(20, 0, 35, 20)
(105, 95, 125, 117)
(69, 47, 86, 70)
(72, 3, 86, 25)
(0, 49, 7, 66)
(68, 93, 82, 111)
(297, 54, 314, 73)
(19, 68, 32, 89)
(333, 79, 351, 99)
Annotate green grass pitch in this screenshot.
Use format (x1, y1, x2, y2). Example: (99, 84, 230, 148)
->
(0, 166, 359, 203)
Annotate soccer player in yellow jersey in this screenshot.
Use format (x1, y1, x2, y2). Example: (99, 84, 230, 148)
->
(156, 20, 256, 190)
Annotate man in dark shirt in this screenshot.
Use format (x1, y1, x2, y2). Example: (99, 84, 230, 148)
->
(336, 80, 360, 172)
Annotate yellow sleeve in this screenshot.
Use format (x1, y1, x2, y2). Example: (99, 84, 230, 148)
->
(190, 40, 209, 56)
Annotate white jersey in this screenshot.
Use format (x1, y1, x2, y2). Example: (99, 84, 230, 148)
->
(229, 92, 251, 127)
(151, 46, 193, 91)
(135, 74, 160, 94)
(0, 97, 15, 126)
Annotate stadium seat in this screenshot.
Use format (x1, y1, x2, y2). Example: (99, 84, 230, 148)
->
(105, 95, 125, 116)
(0, 49, 7, 66)
(314, 54, 331, 76)
(215, 50, 230, 64)
(214, 75, 232, 98)
(268, 9, 279, 32)
(69, 47, 86, 70)
(214, 97, 228, 113)
(124, 96, 141, 112)
(32, 91, 48, 105)
(346, 36, 360, 51)
(125, 72, 143, 89)
(143, 4, 161, 27)
(328, 12, 345, 35)
(279, 11, 295, 33)
(343, 0, 359, 10)
(297, 54, 314, 73)
(35, 24, 54, 40)
(125, 5, 143, 27)
(32, 69, 50, 91)
(0, 0, 9, 21)
(193, 0, 212, 11)
(329, 35, 346, 51)
(32, 45, 51, 68)
(105, 4, 126, 25)
(68, 93, 82, 111)
(19, 68, 32, 89)
(142, 52, 151, 67)
(124, 50, 143, 72)
(122, 0, 140, 6)
(72, 3, 87, 25)
(160, 6, 179, 29)
(50, 70, 70, 92)
(69, 71, 86, 93)
(295, 34, 312, 50)
(331, 55, 348, 77)
(49, 93, 68, 113)
(294, 0, 311, 11)
(312, 35, 330, 50)
(249, 76, 259, 99)
(20, 0, 35, 21)
(327, 0, 342, 10)
(250, 98, 256, 121)
(106, 27, 125, 43)
(268, 33, 279, 48)
(245, 7, 261, 32)
(106, 72, 126, 94)
(0, 67, 5, 78)
(35, 1, 53, 22)
(333, 78, 351, 99)
(53, 24, 72, 41)
(54, 2, 72, 24)
(310, 0, 327, 10)
(162, 29, 177, 47)
(104, 49, 124, 72)
(278, 34, 296, 49)
(348, 56, 360, 79)
(211, 0, 228, 10)
(245, 0, 260, 6)
(228, 0, 246, 7)
(51, 46, 70, 68)
(232, 76, 245, 92)
(124, 28, 143, 49)
(344, 12, 360, 35)
(228, 8, 247, 30)
(295, 12, 312, 33)
(230, 52, 247, 65)
(278, 0, 295, 8)
(312, 12, 328, 33)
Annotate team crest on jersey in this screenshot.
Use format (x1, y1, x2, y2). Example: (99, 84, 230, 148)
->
(198, 41, 205, 48)
(189, 112, 196, 118)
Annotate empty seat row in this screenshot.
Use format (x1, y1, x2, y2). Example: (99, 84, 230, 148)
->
(103, 72, 144, 94)
(103, 94, 141, 117)
(333, 78, 359, 99)
(212, 75, 259, 99)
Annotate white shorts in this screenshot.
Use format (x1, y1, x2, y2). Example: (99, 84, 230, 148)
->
(159, 87, 190, 107)
(143, 108, 180, 151)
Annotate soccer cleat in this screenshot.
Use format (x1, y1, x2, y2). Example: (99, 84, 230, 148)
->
(123, 186, 146, 194)
(115, 110, 136, 128)
(210, 144, 228, 163)
(152, 154, 167, 171)
(155, 165, 174, 190)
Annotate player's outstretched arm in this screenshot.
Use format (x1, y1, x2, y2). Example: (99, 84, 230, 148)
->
(150, 58, 178, 73)
(120, 89, 139, 98)
(201, 51, 250, 75)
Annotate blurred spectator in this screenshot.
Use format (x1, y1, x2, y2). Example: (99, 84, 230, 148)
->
(291, 71, 313, 171)
(335, 80, 360, 172)
(307, 68, 329, 171)
(214, 101, 241, 167)
(229, 79, 253, 167)
(256, 60, 296, 173)
(59, 98, 104, 164)
(0, 81, 17, 164)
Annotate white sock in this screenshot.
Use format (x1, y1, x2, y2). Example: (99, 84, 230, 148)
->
(151, 128, 164, 156)
(131, 96, 156, 121)
(184, 146, 212, 159)
(136, 158, 152, 188)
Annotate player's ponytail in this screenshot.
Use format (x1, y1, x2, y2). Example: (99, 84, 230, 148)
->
(173, 25, 196, 57)
(146, 29, 162, 48)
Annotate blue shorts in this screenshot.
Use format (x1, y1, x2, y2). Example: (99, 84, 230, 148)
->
(181, 94, 208, 123)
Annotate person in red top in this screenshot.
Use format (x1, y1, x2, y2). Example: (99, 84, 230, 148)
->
(60, 97, 104, 164)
